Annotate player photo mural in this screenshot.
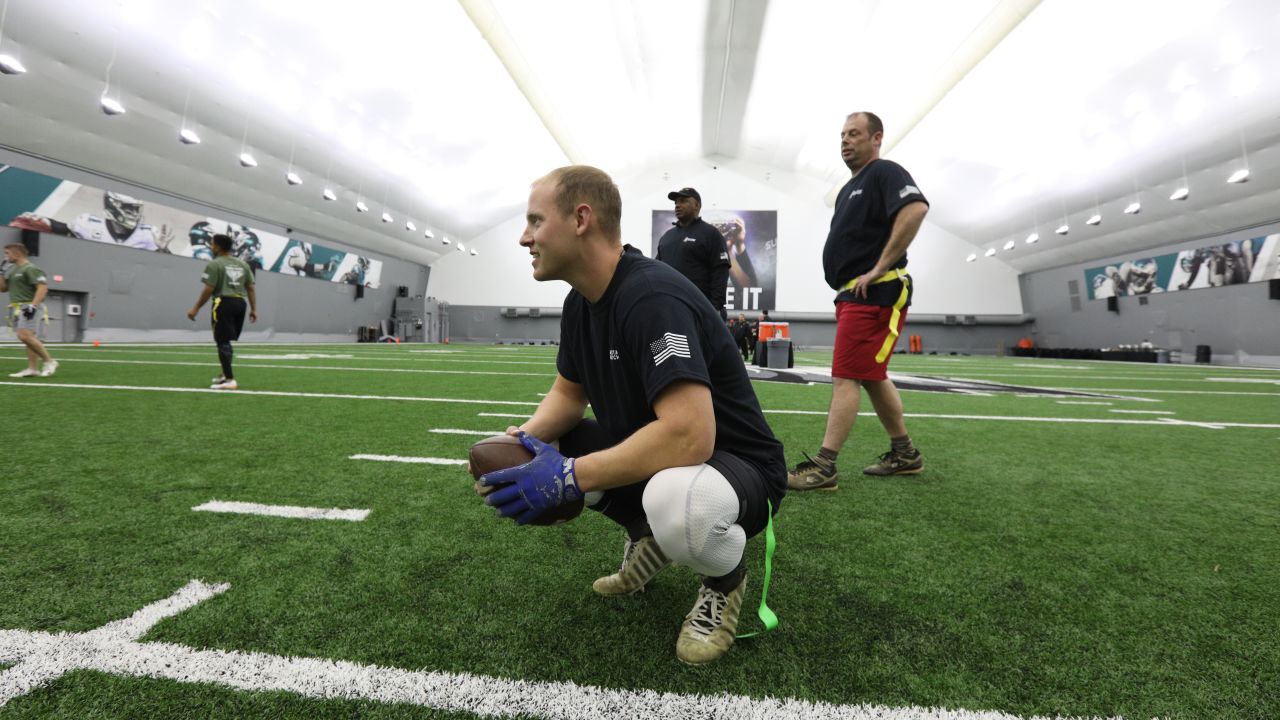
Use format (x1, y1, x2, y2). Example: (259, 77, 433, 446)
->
(650, 209, 777, 312)
(1084, 234, 1277, 300)
(4, 163, 383, 288)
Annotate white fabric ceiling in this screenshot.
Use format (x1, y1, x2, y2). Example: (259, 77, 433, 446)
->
(0, 0, 1277, 271)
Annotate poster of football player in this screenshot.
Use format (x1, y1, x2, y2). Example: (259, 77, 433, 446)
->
(650, 209, 777, 312)
(1085, 235, 1268, 299)
(3, 163, 383, 288)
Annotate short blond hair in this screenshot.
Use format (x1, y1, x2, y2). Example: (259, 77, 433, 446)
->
(4, 242, 29, 257)
(540, 165, 622, 240)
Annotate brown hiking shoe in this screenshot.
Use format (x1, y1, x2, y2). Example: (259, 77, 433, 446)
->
(862, 448, 924, 476)
(787, 453, 838, 491)
(676, 573, 748, 665)
(592, 535, 672, 596)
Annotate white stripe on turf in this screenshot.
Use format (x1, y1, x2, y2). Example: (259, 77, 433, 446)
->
(0, 356, 551, 377)
(763, 409, 1280, 429)
(478, 412, 534, 419)
(0, 382, 540, 406)
(192, 500, 369, 522)
(428, 429, 501, 436)
(1055, 401, 1113, 406)
(1109, 409, 1175, 415)
(350, 454, 467, 465)
(0, 581, 1126, 719)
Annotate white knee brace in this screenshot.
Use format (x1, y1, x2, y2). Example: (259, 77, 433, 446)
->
(643, 464, 745, 578)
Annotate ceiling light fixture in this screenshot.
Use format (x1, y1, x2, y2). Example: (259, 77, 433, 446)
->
(238, 152, 258, 168)
(424, 229, 435, 240)
(0, 54, 25, 74)
(984, 248, 996, 257)
(322, 188, 337, 201)
(965, 253, 977, 263)
(1086, 214, 1102, 226)
(405, 221, 416, 232)
(179, 128, 201, 145)
(381, 212, 393, 223)
(1025, 232, 1039, 245)
(1003, 240, 1015, 251)
(470, 249, 478, 256)
(456, 243, 465, 252)
(286, 171, 302, 186)
(237, 121, 257, 167)
(100, 95, 126, 115)
(1055, 224, 1069, 236)
(1124, 201, 1141, 215)
(355, 200, 369, 213)
(1228, 132, 1250, 184)
(99, 36, 124, 115)
(1169, 186, 1189, 201)
(441, 236, 450, 245)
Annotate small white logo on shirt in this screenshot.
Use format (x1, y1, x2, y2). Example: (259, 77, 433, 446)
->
(649, 333, 691, 366)
(609, 349, 619, 360)
(849, 188, 863, 199)
(719, 252, 729, 260)
(683, 237, 697, 243)
(899, 184, 920, 199)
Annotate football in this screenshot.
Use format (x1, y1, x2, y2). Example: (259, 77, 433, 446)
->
(468, 434, 584, 526)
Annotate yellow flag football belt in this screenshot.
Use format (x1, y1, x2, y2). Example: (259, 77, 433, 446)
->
(839, 269, 910, 363)
(7, 301, 49, 329)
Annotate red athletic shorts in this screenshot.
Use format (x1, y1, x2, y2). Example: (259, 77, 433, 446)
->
(832, 301, 908, 381)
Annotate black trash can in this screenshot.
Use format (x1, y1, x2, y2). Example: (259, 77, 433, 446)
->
(1195, 344, 1211, 364)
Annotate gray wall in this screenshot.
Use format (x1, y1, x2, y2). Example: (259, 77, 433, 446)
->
(1020, 223, 1280, 362)
(1, 226, 430, 343)
(446, 304, 1032, 355)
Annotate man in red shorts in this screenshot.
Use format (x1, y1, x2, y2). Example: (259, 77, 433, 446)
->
(789, 111, 930, 491)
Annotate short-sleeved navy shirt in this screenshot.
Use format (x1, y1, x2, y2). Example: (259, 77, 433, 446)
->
(557, 246, 785, 492)
(822, 159, 928, 306)
(655, 218, 730, 312)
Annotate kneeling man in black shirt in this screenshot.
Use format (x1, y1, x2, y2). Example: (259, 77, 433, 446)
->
(480, 165, 786, 665)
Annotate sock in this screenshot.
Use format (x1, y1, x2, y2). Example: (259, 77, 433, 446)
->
(891, 435, 916, 455)
(814, 446, 838, 471)
(623, 519, 652, 543)
(703, 560, 745, 594)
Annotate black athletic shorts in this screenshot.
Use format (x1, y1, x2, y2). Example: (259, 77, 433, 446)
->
(559, 419, 780, 538)
(211, 296, 247, 343)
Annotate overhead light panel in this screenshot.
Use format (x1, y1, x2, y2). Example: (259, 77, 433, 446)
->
(1124, 202, 1141, 214)
(456, 243, 466, 252)
(1086, 214, 1102, 226)
(1055, 224, 1069, 236)
(1002, 240, 1015, 251)
(100, 96, 126, 115)
(984, 248, 996, 257)
(1170, 187, 1189, 201)
(424, 229, 435, 239)
(0, 55, 27, 75)
(355, 200, 369, 213)
(179, 128, 201, 145)
(381, 212, 393, 223)
(286, 171, 303, 186)
(238, 152, 258, 168)
(442, 237, 451, 245)
(1227, 168, 1250, 184)
(965, 253, 977, 263)
(470, 249, 478, 256)
(1025, 232, 1039, 245)
(405, 221, 416, 231)
(322, 188, 337, 201)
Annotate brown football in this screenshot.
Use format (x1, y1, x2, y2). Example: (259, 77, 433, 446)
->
(468, 434, 584, 526)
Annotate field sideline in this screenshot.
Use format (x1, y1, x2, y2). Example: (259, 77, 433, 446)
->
(1, 343, 1276, 719)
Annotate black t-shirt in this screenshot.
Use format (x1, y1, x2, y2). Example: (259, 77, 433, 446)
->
(655, 218, 730, 312)
(823, 159, 928, 307)
(557, 246, 785, 490)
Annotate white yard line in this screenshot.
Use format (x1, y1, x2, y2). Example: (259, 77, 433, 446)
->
(478, 412, 534, 420)
(762, 409, 1280, 430)
(0, 355, 551, 377)
(191, 500, 369, 521)
(0, 382, 540, 407)
(428, 429, 500, 436)
(1054, 387, 1280, 397)
(1109, 409, 1175, 415)
(0, 581, 1124, 720)
(1055, 401, 1113, 406)
(350, 454, 467, 465)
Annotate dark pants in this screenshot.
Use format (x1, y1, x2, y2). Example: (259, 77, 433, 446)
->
(211, 296, 247, 379)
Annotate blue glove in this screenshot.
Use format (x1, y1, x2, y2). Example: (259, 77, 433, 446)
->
(480, 432, 582, 525)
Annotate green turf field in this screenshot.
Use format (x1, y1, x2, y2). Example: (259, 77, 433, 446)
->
(1, 343, 1276, 719)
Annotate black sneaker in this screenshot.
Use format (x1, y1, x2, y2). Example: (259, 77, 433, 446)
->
(787, 452, 838, 491)
(863, 448, 924, 476)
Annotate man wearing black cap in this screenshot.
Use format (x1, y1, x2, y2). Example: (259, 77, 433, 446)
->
(655, 188, 731, 319)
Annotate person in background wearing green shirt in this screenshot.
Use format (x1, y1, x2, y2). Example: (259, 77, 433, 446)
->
(1, 242, 58, 378)
(187, 233, 257, 390)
